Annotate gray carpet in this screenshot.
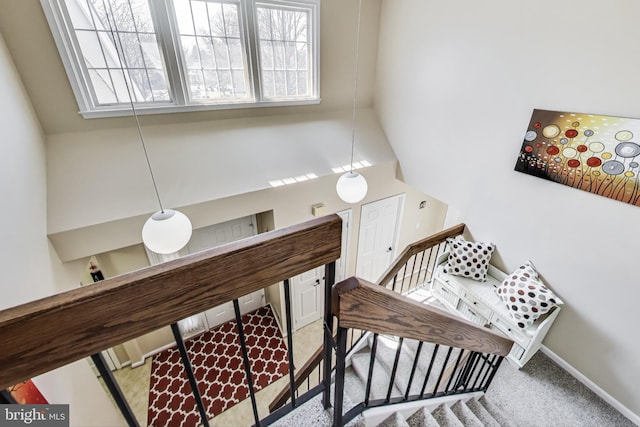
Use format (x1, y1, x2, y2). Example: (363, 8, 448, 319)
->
(486, 351, 635, 427)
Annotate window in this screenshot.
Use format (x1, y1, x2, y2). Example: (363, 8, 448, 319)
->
(41, 0, 320, 117)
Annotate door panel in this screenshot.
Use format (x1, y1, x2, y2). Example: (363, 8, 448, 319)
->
(356, 195, 403, 282)
(292, 266, 324, 330)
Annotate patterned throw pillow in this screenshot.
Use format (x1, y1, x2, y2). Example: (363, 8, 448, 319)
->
(496, 262, 563, 329)
(444, 236, 495, 282)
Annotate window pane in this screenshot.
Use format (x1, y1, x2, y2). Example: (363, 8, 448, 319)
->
(228, 38, 243, 69)
(262, 70, 274, 97)
(192, 1, 209, 36)
(89, 69, 117, 103)
(232, 70, 246, 95)
(207, 2, 225, 37)
(76, 30, 107, 68)
(174, 0, 248, 102)
(260, 40, 273, 69)
(181, 36, 202, 69)
(64, 0, 170, 106)
(223, 4, 240, 37)
(198, 37, 215, 69)
(257, 4, 312, 99)
(148, 69, 170, 101)
(173, 0, 195, 35)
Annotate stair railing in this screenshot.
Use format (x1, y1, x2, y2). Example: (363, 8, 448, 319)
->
(0, 215, 343, 427)
(330, 277, 513, 427)
(269, 224, 467, 413)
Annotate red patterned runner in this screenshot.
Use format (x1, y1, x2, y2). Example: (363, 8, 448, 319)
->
(147, 305, 288, 426)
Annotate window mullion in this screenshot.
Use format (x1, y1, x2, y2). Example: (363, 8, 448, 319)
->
(150, 0, 188, 106)
(243, 0, 262, 102)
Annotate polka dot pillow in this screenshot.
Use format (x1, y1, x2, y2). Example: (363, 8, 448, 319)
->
(444, 237, 495, 282)
(496, 261, 563, 329)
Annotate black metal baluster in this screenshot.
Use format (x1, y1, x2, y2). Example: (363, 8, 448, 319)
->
(452, 350, 470, 391)
(444, 349, 466, 393)
(482, 356, 505, 391)
(471, 354, 491, 390)
(170, 324, 210, 427)
(333, 327, 348, 427)
(420, 344, 440, 398)
(416, 250, 427, 285)
(409, 254, 418, 289)
(283, 279, 297, 407)
(322, 261, 336, 409)
(404, 341, 423, 400)
(385, 337, 404, 402)
(464, 352, 482, 389)
(399, 262, 409, 293)
(391, 274, 398, 292)
(91, 353, 139, 427)
(232, 300, 260, 426)
(478, 355, 498, 389)
(424, 246, 436, 282)
(461, 352, 482, 390)
(431, 346, 453, 395)
(364, 333, 379, 406)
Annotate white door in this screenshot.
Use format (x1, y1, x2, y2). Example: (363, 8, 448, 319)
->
(291, 266, 325, 331)
(356, 194, 404, 283)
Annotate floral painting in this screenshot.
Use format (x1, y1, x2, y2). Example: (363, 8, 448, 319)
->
(515, 109, 640, 206)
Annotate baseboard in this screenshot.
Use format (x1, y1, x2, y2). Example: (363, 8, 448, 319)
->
(541, 346, 640, 425)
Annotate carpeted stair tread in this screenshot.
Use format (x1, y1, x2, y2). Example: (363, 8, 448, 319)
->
(479, 395, 511, 427)
(350, 350, 402, 401)
(406, 407, 440, 427)
(365, 335, 416, 398)
(465, 397, 501, 427)
(377, 412, 410, 427)
(450, 400, 484, 427)
(431, 404, 465, 427)
(403, 338, 457, 395)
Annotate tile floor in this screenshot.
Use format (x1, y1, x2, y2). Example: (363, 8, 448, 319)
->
(101, 317, 324, 426)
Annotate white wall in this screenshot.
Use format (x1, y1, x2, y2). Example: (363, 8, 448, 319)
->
(0, 34, 123, 426)
(375, 0, 640, 418)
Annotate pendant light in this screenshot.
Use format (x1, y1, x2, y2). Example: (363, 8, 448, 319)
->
(336, 0, 368, 204)
(107, 15, 192, 254)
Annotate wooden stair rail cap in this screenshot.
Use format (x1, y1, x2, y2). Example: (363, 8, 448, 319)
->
(332, 277, 513, 357)
(0, 215, 342, 389)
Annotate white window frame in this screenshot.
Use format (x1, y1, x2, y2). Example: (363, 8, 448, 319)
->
(40, 0, 320, 118)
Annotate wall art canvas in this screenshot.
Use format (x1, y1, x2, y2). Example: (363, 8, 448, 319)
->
(515, 109, 640, 206)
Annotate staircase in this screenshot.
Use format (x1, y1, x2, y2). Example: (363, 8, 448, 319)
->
(272, 330, 510, 427)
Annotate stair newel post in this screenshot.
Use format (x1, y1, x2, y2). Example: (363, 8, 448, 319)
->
(170, 323, 210, 427)
(283, 278, 297, 407)
(322, 261, 336, 409)
(333, 326, 348, 427)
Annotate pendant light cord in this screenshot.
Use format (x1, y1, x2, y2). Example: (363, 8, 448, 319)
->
(349, 0, 363, 174)
(103, 4, 164, 213)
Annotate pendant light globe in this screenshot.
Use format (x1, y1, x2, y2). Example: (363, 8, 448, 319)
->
(142, 209, 192, 254)
(336, 171, 368, 204)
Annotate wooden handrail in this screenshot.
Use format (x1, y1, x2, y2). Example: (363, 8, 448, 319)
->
(332, 277, 512, 357)
(269, 341, 325, 412)
(376, 223, 465, 287)
(0, 215, 342, 389)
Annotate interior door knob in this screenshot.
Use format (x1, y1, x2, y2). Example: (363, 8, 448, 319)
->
(386, 247, 392, 252)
